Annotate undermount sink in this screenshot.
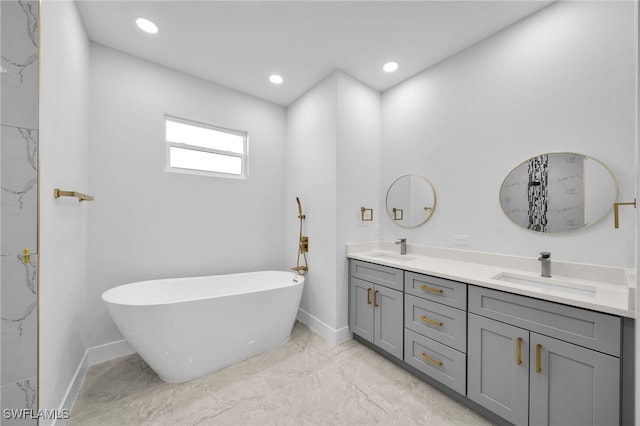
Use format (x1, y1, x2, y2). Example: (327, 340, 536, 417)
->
(492, 272, 597, 298)
(367, 252, 417, 261)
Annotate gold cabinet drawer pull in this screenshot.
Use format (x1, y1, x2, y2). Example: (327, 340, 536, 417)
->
(536, 344, 542, 373)
(367, 288, 372, 305)
(420, 315, 443, 327)
(420, 353, 443, 367)
(420, 285, 443, 294)
(516, 337, 522, 366)
(374, 290, 379, 307)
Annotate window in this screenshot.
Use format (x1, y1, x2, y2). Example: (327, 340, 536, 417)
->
(165, 115, 248, 179)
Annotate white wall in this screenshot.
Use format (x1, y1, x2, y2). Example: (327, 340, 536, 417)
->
(382, 1, 636, 267)
(286, 73, 338, 338)
(87, 44, 287, 347)
(286, 71, 381, 342)
(336, 73, 381, 330)
(39, 0, 90, 417)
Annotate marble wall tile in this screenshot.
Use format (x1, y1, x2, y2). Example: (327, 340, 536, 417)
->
(1, 0, 39, 417)
(1, 125, 38, 253)
(1, 116, 38, 394)
(1, 0, 39, 130)
(1, 378, 37, 426)
(499, 163, 529, 226)
(546, 153, 584, 232)
(1, 254, 37, 385)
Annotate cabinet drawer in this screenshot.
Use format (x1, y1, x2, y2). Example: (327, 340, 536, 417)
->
(469, 286, 621, 357)
(404, 272, 467, 310)
(350, 260, 403, 291)
(405, 294, 467, 352)
(404, 329, 466, 396)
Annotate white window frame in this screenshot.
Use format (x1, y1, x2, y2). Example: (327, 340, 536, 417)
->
(164, 115, 248, 180)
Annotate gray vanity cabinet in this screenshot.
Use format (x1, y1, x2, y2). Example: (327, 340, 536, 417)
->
(529, 333, 620, 426)
(350, 276, 375, 341)
(404, 273, 468, 395)
(467, 313, 529, 425)
(373, 284, 403, 358)
(468, 286, 621, 426)
(349, 261, 404, 359)
(348, 258, 628, 425)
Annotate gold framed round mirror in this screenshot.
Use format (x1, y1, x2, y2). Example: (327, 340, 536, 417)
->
(499, 152, 618, 233)
(385, 174, 437, 228)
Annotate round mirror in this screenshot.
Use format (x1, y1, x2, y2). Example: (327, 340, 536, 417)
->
(499, 152, 618, 233)
(386, 174, 437, 228)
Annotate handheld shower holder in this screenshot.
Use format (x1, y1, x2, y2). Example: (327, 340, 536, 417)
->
(292, 197, 309, 275)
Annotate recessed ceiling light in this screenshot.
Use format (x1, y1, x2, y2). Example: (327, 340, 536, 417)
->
(136, 18, 158, 34)
(383, 61, 399, 73)
(269, 74, 284, 85)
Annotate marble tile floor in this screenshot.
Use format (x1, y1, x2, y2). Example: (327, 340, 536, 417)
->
(69, 322, 492, 426)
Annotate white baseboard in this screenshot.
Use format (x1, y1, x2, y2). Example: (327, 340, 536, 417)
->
(52, 353, 88, 426)
(52, 340, 135, 426)
(87, 339, 134, 366)
(296, 308, 352, 345)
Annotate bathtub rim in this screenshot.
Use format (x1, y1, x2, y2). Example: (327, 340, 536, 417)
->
(102, 270, 305, 307)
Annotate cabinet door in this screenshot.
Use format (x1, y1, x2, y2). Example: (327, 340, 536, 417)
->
(349, 277, 374, 343)
(529, 333, 620, 426)
(373, 284, 403, 359)
(468, 313, 529, 425)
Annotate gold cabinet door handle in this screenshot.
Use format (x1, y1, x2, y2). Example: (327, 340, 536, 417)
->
(420, 315, 443, 327)
(420, 285, 443, 294)
(420, 353, 443, 367)
(373, 290, 379, 307)
(23, 249, 30, 264)
(516, 337, 522, 366)
(367, 288, 372, 305)
(536, 344, 542, 373)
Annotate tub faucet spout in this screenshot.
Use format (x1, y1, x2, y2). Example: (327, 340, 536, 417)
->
(395, 239, 407, 255)
(538, 252, 551, 278)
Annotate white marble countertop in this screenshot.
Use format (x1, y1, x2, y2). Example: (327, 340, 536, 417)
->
(347, 241, 636, 318)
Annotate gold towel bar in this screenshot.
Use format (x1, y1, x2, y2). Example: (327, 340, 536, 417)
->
(53, 188, 94, 202)
(613, 199, 636, 229)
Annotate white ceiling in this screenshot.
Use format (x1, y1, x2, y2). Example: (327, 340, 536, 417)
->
(76, 1, 554, 106)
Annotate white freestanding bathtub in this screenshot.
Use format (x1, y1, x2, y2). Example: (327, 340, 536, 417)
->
(102, 271, 304, 382)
